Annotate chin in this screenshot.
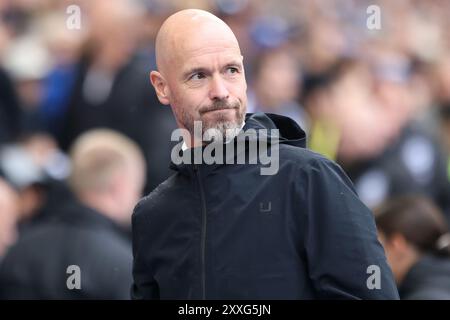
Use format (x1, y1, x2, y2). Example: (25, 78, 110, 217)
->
(203, 119, 242, 142)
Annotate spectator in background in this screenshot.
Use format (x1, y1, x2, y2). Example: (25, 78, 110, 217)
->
(0, 129, 145, 299)
(303, 58, 391, 162)
(0, 67, 22, 144)
(2, 32, 51, 134)
(0, 133, 71, 230)
(349, 47, 450, 216)
(375, 195, 450, 299)
(303, 56, 450, 221)
(248, 47, 309, 131)
(0, 177, 19, 259)
(59, 0, 176, 194)
(37, 12, 85, 138)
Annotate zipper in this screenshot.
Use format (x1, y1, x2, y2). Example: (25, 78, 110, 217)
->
(194, 164, 207, 299)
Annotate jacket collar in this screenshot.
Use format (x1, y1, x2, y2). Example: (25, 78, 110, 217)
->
(170, 112, 307, 177)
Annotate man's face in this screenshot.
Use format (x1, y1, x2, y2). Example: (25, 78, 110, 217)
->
(157, 27, 247, 142)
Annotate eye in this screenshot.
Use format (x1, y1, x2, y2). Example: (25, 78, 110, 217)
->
(226, 67, 239, 75)
(189, 72, 206, 81)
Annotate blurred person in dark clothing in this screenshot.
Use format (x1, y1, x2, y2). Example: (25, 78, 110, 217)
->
(348, 119, 450, 219)
(59, 0, 176, 194)
(0, 133, 71, 230)
(303, 57, 450, 219)
(0, 67, 22, 144)
(350, 48, 450, 216)
(2, 34, 52, 134)
(303, 58, 394, 165)
(37, 12, 86, 138)
(0, 129, 145, 299)
(375, 195, 450, 300)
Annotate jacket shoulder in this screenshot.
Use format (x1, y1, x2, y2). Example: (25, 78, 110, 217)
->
(278, 144, 358, 197)
(132, 173, 180, 219)
(279, 144, 338, 171)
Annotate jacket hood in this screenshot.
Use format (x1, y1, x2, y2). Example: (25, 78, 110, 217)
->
(243, 112, 307, 148)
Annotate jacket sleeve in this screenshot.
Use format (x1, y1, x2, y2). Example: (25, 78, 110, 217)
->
(298, 155, 399, 299)
(130, 200, 160, 299)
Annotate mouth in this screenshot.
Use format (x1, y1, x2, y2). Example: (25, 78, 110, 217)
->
(201, 107, 236, 115)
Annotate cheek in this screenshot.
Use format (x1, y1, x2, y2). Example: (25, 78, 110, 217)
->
(238, 77, 247, 94)
(229, 80, 248, 103)
(172, 88, 207, 112)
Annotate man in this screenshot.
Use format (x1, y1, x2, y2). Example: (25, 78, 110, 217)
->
(0, 129, 145, 299)
(131, 9, 399, 299)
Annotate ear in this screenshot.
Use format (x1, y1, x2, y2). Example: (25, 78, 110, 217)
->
(150, 71, 170, 105)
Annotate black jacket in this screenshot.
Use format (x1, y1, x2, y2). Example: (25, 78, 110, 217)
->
(0, 200, 132, 299)
(131, 113, 399, 299)
(399, 254, 450, 300)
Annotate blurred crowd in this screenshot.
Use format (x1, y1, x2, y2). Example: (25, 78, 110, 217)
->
(1, 0, 450, 299)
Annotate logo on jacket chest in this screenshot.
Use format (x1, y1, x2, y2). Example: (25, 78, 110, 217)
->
(259, 201, 272, 213)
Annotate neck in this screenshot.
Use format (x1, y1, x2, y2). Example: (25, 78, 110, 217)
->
(78, 192, 120, 224)
(396, 250, 421, 285)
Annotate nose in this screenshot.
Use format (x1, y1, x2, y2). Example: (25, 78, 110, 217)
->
(209, 75, 229, 101)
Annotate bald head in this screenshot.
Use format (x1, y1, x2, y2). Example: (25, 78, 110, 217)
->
(155, 9, 241, 76)
(150, 9, 247, 147)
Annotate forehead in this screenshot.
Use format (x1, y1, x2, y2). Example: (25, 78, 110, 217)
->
(184, 47, 242, 68)
(172, 27, 242, 67)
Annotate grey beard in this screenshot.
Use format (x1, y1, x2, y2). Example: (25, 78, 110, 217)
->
(177, 103, 245, 144)
(202, 120, 243, 143)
